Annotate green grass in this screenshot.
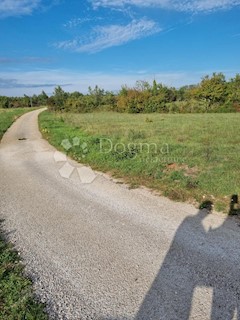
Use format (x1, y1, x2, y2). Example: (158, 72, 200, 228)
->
(0, 232, 47, 319)
(39, 111, 240, 213)
(0, 108, 48, 319)
(0, 108, 34, 140)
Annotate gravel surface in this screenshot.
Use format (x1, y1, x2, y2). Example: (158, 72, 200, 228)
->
(0, 109, 240, 320)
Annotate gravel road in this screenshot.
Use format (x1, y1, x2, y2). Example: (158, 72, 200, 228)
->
(0, 109, 240, 320)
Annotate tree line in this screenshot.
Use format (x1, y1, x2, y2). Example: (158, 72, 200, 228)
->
(0, 91, 49, 109)
(1, 73, 240, 113)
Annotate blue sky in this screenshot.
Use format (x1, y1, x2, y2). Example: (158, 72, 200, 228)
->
(0, 0, 240, 96)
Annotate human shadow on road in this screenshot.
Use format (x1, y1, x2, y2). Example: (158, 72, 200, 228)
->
(135, 202, 240, 320)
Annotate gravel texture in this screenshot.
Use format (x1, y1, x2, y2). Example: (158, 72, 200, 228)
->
(0, 109, 240, 319)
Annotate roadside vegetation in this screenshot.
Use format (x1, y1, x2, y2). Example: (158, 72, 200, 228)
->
(0, 108, 35, 140)
(39, 111, 240, 213)
(0, 232, 47, 319)
(0, 92, 48, 109)
(0, 109, 48, 319)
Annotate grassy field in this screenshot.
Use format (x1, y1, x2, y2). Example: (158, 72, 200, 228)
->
(0, 108, 34, 140)
(0, 108, 48, 319)
(39, 111, 240, 213)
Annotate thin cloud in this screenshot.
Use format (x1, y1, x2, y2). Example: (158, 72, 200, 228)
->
(177, 0, 240, 12)
(63, 17, 104, 29)
(64, 17, 93, 28)
(90, 0, 240, 12)
(56, 18, 161, 53)
(0, 0, 41, 18)
(0, 78, 59, 89)
(0, 0, 60, 18)
(0, 56, 52, 64)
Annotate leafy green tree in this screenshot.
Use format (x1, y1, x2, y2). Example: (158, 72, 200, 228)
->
(0, 96, 9, 108)
(119, 85, 128, 97)
(37, 91, 49, 106)
(196, 73, 227, 110)
(51, 86, 68, 111)
(228, 74, 240, 102)
(69, 91, 83, 99)
(88, 85, 105, 107)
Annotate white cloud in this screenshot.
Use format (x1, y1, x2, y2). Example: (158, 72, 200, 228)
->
(63, 17, 104, 29)
(91, 0, 163, 8)
(177, 0, 240, 12)
(0, 0, 42, 18)
(0, 0, 60, 18)
(56, 18, 161, 53)
(90, 0, 240, 12)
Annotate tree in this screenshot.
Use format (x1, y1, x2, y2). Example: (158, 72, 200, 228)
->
(228, 74, 240, 101)
(119, 85, 128, 97)
(69, 91, 83, 99)
(37, 91, 49, 106)
(52, 86, 68, 111)
(152, 80, 158, 96)
(0, 96, 9, 108)
(88, 85, 105, 107)
(135, 80, 151, 92)
(196, 73, 227, 110)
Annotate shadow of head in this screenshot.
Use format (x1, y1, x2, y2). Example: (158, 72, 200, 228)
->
(199, 200, 213, 212)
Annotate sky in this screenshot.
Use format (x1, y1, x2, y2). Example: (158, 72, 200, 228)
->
(0, 0, 240, 96)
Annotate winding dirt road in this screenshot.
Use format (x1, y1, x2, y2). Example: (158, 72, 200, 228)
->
(0, 109, 240, 320)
